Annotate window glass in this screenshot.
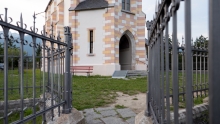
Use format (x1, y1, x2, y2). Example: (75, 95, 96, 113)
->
(122, 0, 130, 11)
(122, 0, 125, 10)
(90, 30, 93, 54)
(126, 0, 130, 11)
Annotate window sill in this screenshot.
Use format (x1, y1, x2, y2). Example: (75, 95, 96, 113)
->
(121, 10, 135, 15)
(87, 54, 95, 56)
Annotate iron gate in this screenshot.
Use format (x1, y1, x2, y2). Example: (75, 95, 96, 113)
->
(146, 0, 220, 124)
(0, 8, 73, 124)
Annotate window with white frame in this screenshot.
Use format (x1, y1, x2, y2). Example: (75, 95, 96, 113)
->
(122, 0, 130, 11)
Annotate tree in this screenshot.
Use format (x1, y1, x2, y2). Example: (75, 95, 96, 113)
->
(0, 43, 3, 63)
(193, 35, 208, 70)
(194, 35, 208, 48)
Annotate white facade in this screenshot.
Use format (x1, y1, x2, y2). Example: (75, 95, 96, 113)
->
(45, 0, 147, 76)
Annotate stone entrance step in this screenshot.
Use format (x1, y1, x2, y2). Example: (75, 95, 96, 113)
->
(83, 107, 136, 124)
(112, 70, 147, 78)
(112, 70, 128, 79)
(127, 70, 147, 77)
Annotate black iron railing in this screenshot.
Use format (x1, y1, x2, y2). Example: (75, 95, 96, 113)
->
(146, 0, 220, 123)
(0, 8, 73, 124)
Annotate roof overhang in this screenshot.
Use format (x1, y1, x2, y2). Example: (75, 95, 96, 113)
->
(45, 0, 53, 12)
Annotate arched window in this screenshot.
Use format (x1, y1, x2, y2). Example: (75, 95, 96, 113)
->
(122, 0, 130, 11)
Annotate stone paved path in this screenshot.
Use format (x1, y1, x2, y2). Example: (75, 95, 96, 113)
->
(82, 107, 136, 124)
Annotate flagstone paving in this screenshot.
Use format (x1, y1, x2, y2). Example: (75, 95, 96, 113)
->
(82, 107, 136, 124)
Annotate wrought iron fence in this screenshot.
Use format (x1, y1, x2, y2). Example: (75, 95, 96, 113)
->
(0, 8, 73, 124)
(146, 0, 220, 124)
(0, 55, 43, 95)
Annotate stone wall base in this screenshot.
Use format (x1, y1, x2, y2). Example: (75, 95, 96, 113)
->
(135, 103, 209, 124)
(47, 108, 85, 124)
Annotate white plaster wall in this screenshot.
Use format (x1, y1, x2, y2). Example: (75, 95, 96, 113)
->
(57, 0, 62, 4)
(75, 64, 120, 76)
(95, 64, 121, 75)
(64, 0, 70, 26)
(135, 65, 147, 70)
(77, 9, 105, 65)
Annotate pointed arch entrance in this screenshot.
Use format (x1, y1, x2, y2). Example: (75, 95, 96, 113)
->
(119, 30, 135, 70)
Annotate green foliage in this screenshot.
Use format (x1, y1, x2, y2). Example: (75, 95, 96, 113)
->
(194, 95, 206, 105)
(0, 69, 43, 100)
(194, 35, 208, 48)
(36, 45, 42, 67)
(0, 107, 42, 124)
(115, 105, 127, 109)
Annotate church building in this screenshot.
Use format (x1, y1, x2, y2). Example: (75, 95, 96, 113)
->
(45, 0, 146, 76)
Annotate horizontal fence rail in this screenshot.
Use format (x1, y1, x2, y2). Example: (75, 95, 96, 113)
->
(0, 8, 73, 124)
(145, 0, 214, 124)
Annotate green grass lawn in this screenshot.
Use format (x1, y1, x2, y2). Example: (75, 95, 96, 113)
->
(0, 69, 44, 100)
(0, 69, 209, 122)
(0, 70, 148, 109)
(0, 70, 147, 123)
(72, 76, 147, 110)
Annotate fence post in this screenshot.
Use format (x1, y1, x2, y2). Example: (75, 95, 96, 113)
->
(185, 0, 193, 123)
(209, 0, 220, 123)
(146, 21, 152, 117)
(3, 8, 10, 124)
(62, 26, 72, 114)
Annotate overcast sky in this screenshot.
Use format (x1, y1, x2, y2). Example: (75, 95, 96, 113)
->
(0, 0, 208, 41)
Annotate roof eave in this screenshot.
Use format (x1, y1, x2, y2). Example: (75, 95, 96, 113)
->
(45, 0, 53, 12)
(69, 7, 109, 11)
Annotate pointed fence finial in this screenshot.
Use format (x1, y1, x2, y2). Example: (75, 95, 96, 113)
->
(182, 36, 184, 46)
(20, 13, 23, 28)
(155, 0, 158, 13)
(191, 38, 194, 46)
(51, 22, 54, 39)
(33, 12, 36, 32)
(5, 8, 8, 23)
(158, 0, 160, 9)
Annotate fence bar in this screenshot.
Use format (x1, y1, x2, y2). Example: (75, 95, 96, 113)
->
(11, 52, 14, 94)
(209, 0, 220, 123)
(172, 1, 179, 123)
(155, 36, 159, 120)
(196, 43, 198, 98)
(153, 39, 156, 121)
(152, 37, 155, 118)
(19, 16, 25, 120)
(203, 41, 206, 96)
(199, 42, 202, 97)
(47, 49, 50, 92)
(182, 47, 185, 101)
(164, 4, 170, 123)
(204, 52, 206, 96)
(51, 42, 55, 120)
(160, 15, 165, 123)
(58, 44, 61, 116)
(32, 36, 37, 124)
(3, 8, 10, 124)
(42, 26, 46, 123)
(157, 23, 160, 123)
(26, 55, 29, 93)
(146, 21, 152, 116)
(185, 0, 193, 123)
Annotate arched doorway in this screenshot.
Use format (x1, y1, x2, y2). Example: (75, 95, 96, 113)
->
(119, 35, 132, 70)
